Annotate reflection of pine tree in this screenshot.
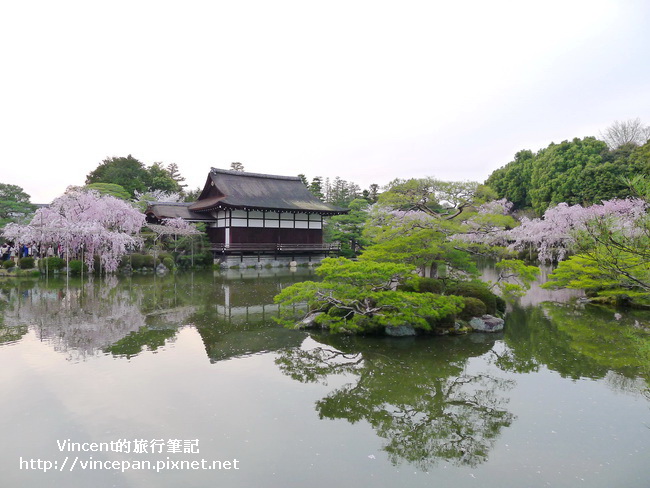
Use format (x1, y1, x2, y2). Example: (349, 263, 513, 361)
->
(275, 338, 515, 468)
(499, 303, 650, 384)
(275, 347, 364, 383)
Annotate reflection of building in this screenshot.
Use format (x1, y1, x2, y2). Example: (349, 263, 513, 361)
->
(146, 168, 348, 266)
(192, 270, 311, 363)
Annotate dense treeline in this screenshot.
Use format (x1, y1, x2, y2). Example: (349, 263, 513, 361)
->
(86, 155, 187, 198)
(485, 137, 650, 214)
(299, 174, 380, 208)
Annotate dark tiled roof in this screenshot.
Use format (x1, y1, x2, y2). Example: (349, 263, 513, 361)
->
(189, 168, 347, 215)
(145, 202, 215, 221)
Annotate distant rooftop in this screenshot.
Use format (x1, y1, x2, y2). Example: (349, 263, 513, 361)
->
(145, 201, 215, 221)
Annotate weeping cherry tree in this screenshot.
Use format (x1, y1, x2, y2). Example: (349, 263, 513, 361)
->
(3, 190, 146, 273)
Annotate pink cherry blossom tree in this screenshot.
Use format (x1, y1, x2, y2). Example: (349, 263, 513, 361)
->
(3, 189, 146, 272)
(504, 198, 648, 263)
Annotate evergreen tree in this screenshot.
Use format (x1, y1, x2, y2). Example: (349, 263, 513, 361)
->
(86, 155, 182, 198)
(230, 162, 245, 171)
(366, 183, 380, 203)
(166, 163, 187, 190)
(86, 155, 150, 197)
(325, 198, 370, 257)
(148, 162, 182, 193)
(0, 184, 36, 230)
(486, 137, 650, 214)
(309, 177, 324, 201)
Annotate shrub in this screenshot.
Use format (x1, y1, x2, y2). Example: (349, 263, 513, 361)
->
(68, 260, 88, 275)
(2, 260, 15, 269)
(446, 281, 498, 315)
(177, 252, 213, 268)
(129, 253, 145, 269)
(178, 254, 211, 268)
(417, 278, 445, 294)
(162, 257, 174, 269)
(142, 254, 155, 268)
(398, 277, 444, 294)
(196, 251, 214, 266)
(458, 296, 487, 320)
(18, 257, 35, 269)
(39, 257, 65, 273)
(495, 296, 507, 314)
(157, 252, 174, 265)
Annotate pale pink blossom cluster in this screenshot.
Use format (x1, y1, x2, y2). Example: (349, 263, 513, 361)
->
(134, 189, 184, 203)
(477, 199, 513, 216)
(3, 190, 146, 272)
(506, 198, 648, 263)
(455, 199, 516, 245)
(161, 217, 195, 231)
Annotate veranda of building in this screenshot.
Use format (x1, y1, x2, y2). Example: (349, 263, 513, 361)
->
(146, 168, 348, 267)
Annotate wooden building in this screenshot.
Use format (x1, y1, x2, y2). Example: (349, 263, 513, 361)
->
(146, 168, 348, 265)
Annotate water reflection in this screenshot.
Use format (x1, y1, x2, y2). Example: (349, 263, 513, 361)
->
(276, 334, 515, 468)
(0, 269, 314, 361)
(481, 262, 583, 306)
(1, 278, 149, 359)
(499, 302, 650, 395)
(184, 269, 315, 362)
(0, 268, 648, 480)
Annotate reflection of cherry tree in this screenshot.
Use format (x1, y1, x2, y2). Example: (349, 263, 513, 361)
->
(276, 337, 515, 469)
(0, 287, 28, 345)
(1, 275, 208, 359)
(3, 280, 147, 360)
(0, 324, 28, 344)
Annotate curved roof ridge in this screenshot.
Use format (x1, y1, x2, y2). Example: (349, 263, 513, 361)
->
(210, 167, 301, 181)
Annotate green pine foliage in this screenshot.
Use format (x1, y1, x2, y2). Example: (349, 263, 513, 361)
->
(324, 198, 370, 258)
(85, 155, 183, 198)
(0, 183, 36, 229)
(544, 252, 650, 302)
(490, 260, 539, 300)
(274, 258, 465, 334)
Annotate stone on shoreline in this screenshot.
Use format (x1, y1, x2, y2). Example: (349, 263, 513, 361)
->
(385, 324, 417, 337)
(468, 314, 504, 332)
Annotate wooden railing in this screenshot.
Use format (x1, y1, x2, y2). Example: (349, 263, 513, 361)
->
(211, 243, 340, 252)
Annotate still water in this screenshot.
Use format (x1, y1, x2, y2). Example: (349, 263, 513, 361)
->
(0, 269, 648, 488)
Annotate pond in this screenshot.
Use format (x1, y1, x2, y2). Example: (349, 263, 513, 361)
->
(0, 269, 648, 488)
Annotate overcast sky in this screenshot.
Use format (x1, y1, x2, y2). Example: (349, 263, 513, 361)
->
(1, 0, 649, 203)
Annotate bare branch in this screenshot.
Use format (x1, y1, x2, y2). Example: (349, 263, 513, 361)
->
(599, 118, 650, 149)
